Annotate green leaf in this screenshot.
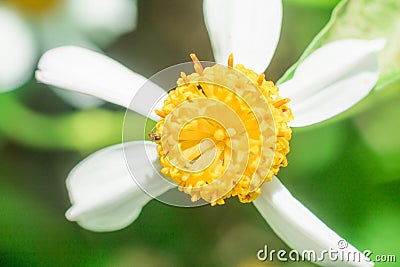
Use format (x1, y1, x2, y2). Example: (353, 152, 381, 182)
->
(278, 0, 400, 90)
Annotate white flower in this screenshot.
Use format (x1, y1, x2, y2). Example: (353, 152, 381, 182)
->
(36, 0, 385, 266)
(0, 0, 137, 107)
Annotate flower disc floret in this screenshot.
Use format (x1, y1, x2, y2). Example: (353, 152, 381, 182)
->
(155, 55, 293, 205)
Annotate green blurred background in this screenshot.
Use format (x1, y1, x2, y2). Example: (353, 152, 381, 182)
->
(1, 0, 399, 266)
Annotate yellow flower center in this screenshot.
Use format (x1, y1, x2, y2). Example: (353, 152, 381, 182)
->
(1, 0, 61, 16)
(154, 54, 293, 206)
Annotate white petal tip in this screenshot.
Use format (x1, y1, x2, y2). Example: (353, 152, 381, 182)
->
(281, 37, 385, 127)
(37, 46, 81, 69)
(35, 46, 157, 114)
(369, 38, 386, 52)
(203, 0, 282, 72)
(35, 71, 44, 83)
(65, 207, 77, 221)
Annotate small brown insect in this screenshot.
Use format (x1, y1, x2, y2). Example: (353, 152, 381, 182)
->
(148, 132, 161, 141)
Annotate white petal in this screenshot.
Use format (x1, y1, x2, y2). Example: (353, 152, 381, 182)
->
(203, 0, 282, 73)
(0, 6, 37, 91)
(65, 141, 174, 232)
(67, 0, 137, 46)
(253, 177, 372, 267)
(36, 46, 165, 120)
(279, 39, 385, 127)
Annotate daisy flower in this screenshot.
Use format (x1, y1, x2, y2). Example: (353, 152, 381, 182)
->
(0, 0, 137, 107)
(36, 0, 384, 266)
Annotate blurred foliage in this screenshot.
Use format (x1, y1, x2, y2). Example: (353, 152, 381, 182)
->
(0, 92, 155, 152)
(279, 0, 400, 91)
(278, 0, 400, 129)
(0, 92, 123, 152)
(284, 0, 340, 8)
(0, 0, 399, 267)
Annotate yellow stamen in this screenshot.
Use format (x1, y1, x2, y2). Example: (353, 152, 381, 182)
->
(180, 72, 190, 84)
(228, 54, 234, 68)
(190, 53, 204, 75)
(257, 74, 265, 86)
(273, 98, 291, 108)
(154, 54, 293, 205)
